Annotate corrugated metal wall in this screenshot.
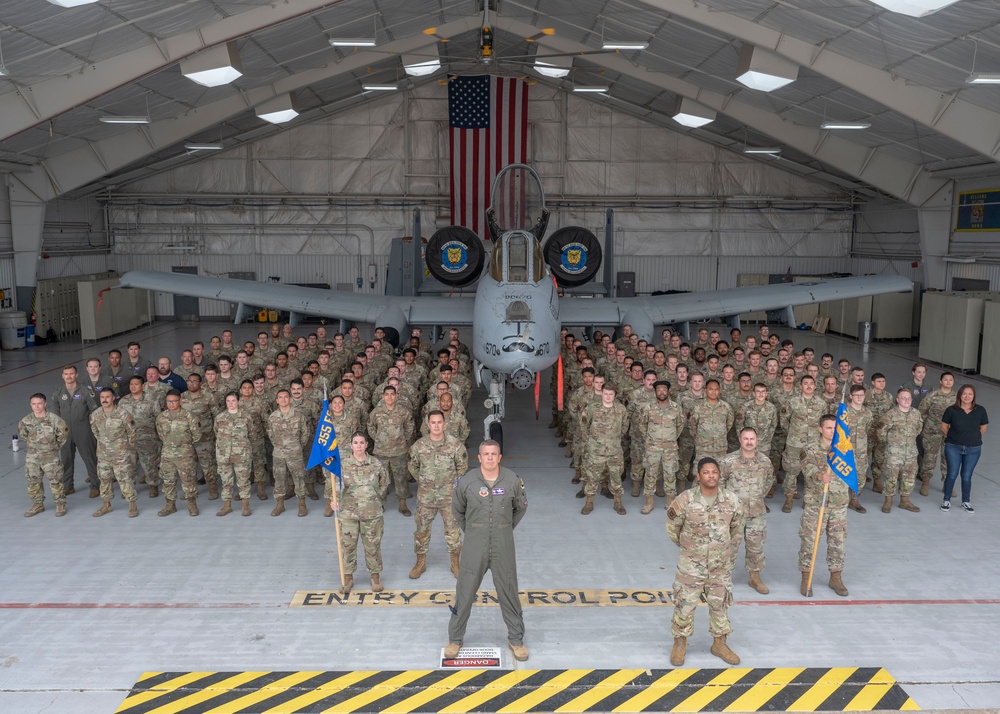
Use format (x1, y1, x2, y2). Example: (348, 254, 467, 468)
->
(849, 257, 923, 284)
(615, 255, 854, 292)
(37, 254, 110, 280)
(945, 262, 1000, 290)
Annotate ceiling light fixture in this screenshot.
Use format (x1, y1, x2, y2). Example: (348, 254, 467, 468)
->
(573, 85, 609, 93)
(968, 73, 1000, 84)
(602, 41, 648, 50)
(99, 115, 151, 124)
(867, 0, 959, 17)
(534, 60, 570, 78)
(671, 97, 716, 128)
(329, 38, 377, 47)
(46, 0, 100, 6)
(403, 56, 441, 77)
(255, 93, 300, 124)
(0, 34, 7, 76)
(821, 121, 871, 130)
(362, 83, 399, 91)
(180, 42, 243, 87)
(743, 146, 782, 155)
(184, 143, 224, 151)
(735, 44, 798, 92)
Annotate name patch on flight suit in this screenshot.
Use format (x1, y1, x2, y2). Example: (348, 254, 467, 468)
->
(492, 487, 505, 495)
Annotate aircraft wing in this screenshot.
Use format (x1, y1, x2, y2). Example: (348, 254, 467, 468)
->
(558, 274, 914, 327)
(118, 270, 476, 327)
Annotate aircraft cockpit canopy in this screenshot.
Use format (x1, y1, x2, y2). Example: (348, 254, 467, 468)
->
(488, 164, 549, 242)
(489, 231, 546, 284)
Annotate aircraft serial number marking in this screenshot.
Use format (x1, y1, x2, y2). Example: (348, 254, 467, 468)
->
(484, 342, 501, 356)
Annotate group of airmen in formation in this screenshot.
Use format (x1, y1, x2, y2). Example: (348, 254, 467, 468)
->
(549, 323, 962, 665)
(18, 323, 481, 596)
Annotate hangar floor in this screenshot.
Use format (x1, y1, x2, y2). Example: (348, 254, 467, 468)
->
(0, 321, 997, 713)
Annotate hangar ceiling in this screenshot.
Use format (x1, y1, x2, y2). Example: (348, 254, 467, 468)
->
(1, 0, 999, 205)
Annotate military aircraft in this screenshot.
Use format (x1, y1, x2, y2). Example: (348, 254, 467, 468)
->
(120, 164, 912, 446)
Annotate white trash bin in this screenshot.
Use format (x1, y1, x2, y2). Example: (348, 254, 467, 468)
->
(0, 311, 27, 350)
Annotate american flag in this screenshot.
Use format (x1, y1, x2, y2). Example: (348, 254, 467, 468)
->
(449, 75, 528, 237)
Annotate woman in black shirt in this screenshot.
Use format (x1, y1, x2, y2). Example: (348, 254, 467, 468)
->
(941, 385, 989, 513)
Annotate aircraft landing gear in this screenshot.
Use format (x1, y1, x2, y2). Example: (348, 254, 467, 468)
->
(489, 421, 503, 454)
(482, 367, 507, 452)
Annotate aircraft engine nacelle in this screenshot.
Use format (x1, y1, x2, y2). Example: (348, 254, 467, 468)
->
(425, 226, 486, 287)
(543, 226, 603, 288)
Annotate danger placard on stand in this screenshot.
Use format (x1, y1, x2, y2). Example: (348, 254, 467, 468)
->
(439, 646, 503, 669)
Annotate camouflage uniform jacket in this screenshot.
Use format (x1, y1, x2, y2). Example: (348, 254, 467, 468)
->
(90, 407, 137, 460)
(719, 450, 774, 519)
(781, 395, 827, 445)
(144, 381, 170, 410)
(214, 411, 253, 460)
(117, 392, 161, 436)
(868, 390, 895, 423)
(845, 404, 873, 454)
(267, 408, 310, 455)
(420, 408, 470, 442)
(666, 488, 744, 575)
(155, 409, 198, 459)
(918, 389, 954, 436)
(877, 408, 922, 461)
(408, 434, 468, 501)
(580, 401, 629, 456)
(801, 440, 849, 508)
(689, 400, 735, 453)
(340, 455, 390, 520)
(182, 390, 218, 442)
(638, 399, 686, 447)
(738, 400, 777, 446)
(367, 403, 415, 457)
(19, 412, 69, 454)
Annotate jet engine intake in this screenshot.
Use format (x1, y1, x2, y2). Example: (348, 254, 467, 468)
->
(425, 226, 486, 287)
(543, 226, 603, 288)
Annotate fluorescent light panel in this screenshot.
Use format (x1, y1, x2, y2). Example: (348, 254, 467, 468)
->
(330, 38, 376, 47)
(184, 143, 224, 151)
(99, 115, 151, 124)
(362, 83, 398, 91)
(573, 85, 608, 93)
(255, 93, 300, 124)
(735, 44, 797, 92)
(671, 97, 715, 128)
(968, 73, 1000, 84)
(533, 60, 570, 78)
(180, 42, 243, 87)
(602, 41, 648, 50)
(821, 121, 871, 130)
(46, 0, 100, 6)
(868, 0, 959, 16)
(744, 146, 782, 154)
(0, 66, 8, 77)
(403, 57, 440, 76)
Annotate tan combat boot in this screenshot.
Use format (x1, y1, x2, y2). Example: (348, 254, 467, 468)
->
(257, 482, 268, 500)
(601, 483, 613, 499)
(92, 501, 112, 517)
(800, 572, 810, 597)
(324, 503, 333, 517)
(564, 444, 573, 458)
(187, 497, 199, 516)
(581, 495, 595, 515)
(271, 497, 285, 516)
(749, 571, 769, 594)
(612, 493, 626, 515)
(241, 499, 251, 516)
(899, 494, 921, 512)
(571, 469, 582, 484)
(444, 642, 461, 658)
(829, 571, 849, 596)
(450, 549, 461, 578)
(631, 479, 642, 497)
(398, 498, 411, 516)
(848, 493, 867, 513)
(371, 573, 384, 593)
(881, 495, 893, 513)
(655, 480, 665, 498)
(298, 497, 308, 517)
(339, 574, 353, 595)
(782, 495, 794, 513)
(765, 484, 775, 499)
(669, 637, 686, 666)
(306, 481, 320, 501)
(872, 476, 883, 493)
(55, 503, 66, 517)
(128, 501, 139, 518)
(641, 495, 655, 515)
(216, 500, 232, 517)
(409, 554, 427, 579)
(547, 415, 558, 429)
(711, 636, 741, 665)
(158, 499, 176, 517)
(89, 486, 100, 499)
(919, 478, 931, 497)
(24, 503, 44, 518)
(207, 480, 220, 501)
(575, 486, 586, 498)
(148, 484, 159, 498)
(508, 643, 529, 662)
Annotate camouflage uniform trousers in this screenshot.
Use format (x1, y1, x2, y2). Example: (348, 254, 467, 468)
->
(676, 433, 695, 483)
(882, 453, 918, 497)
(413, 497, 461, 555)
(135, 434, 161, 486)
(25, 450, 65, 505)
(920, 433, 947, 482)
(854, 451, 870, 491)
(628, 434, 644, 483)
(218, 454, 252, 501)
(582, 447, 625, 497)
(797, 504, 847, 572)
(97, 453, 138, 503)
(671, 568, 733, 638)
(252, 442, 269, 486)
(161, 455, 198, 501)
(341, 516, 384, 575)
(379, 453, 410, 500)
(643, 446, 678, 500)
(741, 513, 767, 573)
(782, 439, 808, 498)
(273, 449, 306, 499)
(769, 428, 787, 480)
(870, 439, 886, 483)
(193, 439, 219, 488)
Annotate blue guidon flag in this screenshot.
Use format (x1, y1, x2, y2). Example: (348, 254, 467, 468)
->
(307, 400, 342, 486)
(827, 402, 859, 494)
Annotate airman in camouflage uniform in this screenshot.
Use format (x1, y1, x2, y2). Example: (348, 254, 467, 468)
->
(408, 411, 469, 580)
(635, 381, 685, 514)
(845, 386, 873, 513)
(90, 390, 139, 517)
(676, 374, 705, 485)
(738, 383, 777, 457)
(215, 392, 254, 516)
(321, 395, 361, 516)
(876, 389, 923, 513)
(666, 457, 744, 667)
(239, 380, 270, 501)
(144, 366, 171, 409)
(917, 373, 955, 495)
(182, 373, 220, 500)
(290, 379, 322, 501)
(420, 392, 470, 443)
(368, 385, 416, 515)
(562, 368, 595, 458)
(768, 368, 798, 485)
(338, 432, 391, 594)
(579, 384, 630, 515)
(780, 375, 826, 512)
(19, 394, 70, 517)
(719, 428, 774, 594)
(690, 380, 735, 476)
(626, 372, 658, 497)
(117, 376, 162, 496)
(268, 389, 311, 517)
(155, 390, 200, 517)
(867, 373, 895, 492)
(797, 415, 850, 597)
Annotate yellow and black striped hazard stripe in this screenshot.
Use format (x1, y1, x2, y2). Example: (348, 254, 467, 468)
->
(115, 666, 918, 713)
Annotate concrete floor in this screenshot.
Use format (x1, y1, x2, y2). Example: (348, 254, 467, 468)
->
(0, 321, 998, 713)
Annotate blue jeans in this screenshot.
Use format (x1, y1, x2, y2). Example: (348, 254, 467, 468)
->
(943, 443, 980, 504)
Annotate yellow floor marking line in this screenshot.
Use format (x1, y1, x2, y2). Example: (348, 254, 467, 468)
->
(611, 669, 698, 712)
(438, 669, 538, 713)
(787, 667, 858, 711)
(379, 669, 486, 714)
(259, 671, 379, 714)
(199, 671, 326, 714)
(671, 668, 752, 712)
(142, 671, 272, 714)
(318, 670, 432, 713)
(553, 668, 647, 712)
(115, 672, 220, 712)
(496, 669, 593, 713)
(722, 667, 807, 712)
